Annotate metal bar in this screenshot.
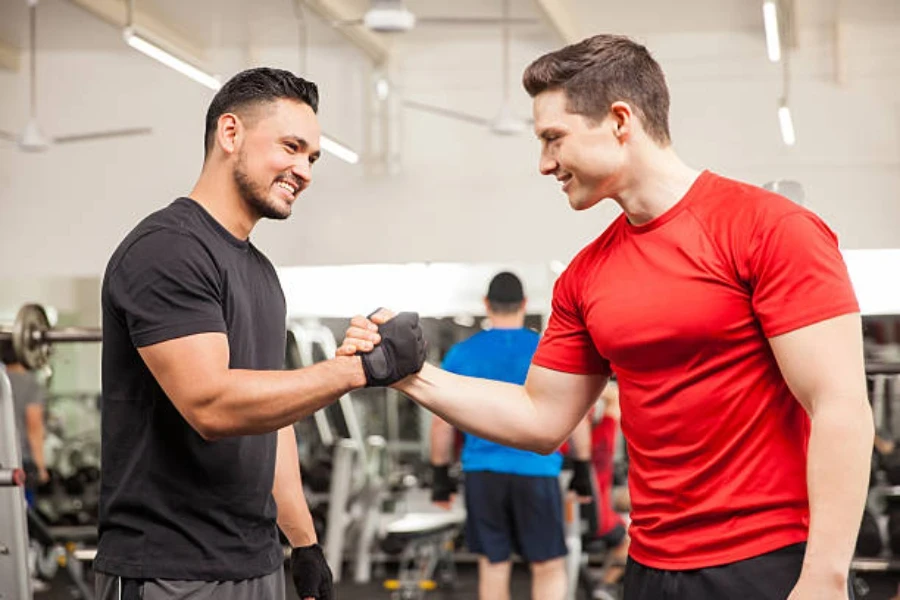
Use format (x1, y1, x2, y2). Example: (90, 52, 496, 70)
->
(867, 362, 900, 375)
(40, 327, 102, 343)
(0, 469, 25, 487)
(0, 327, 102, 344)
(0, 365, 32, 600)
(325, 439, 358, 582)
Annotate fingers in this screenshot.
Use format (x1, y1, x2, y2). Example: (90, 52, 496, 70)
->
(368, 307, 396, 325)
(351, 315, 378, 330)
(341, 322, 382, 355)
(433, 501, 453, 511)
(335, 344, 357, 357)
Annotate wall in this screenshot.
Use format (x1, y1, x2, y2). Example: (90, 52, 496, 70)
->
(1, 8, 898, 283)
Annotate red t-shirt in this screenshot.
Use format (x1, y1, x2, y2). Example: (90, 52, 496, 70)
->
(532, 171, 859, 570)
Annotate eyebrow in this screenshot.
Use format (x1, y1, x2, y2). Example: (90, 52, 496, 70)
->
(535, 128, 563, 141)
(282, 135, 321, 160)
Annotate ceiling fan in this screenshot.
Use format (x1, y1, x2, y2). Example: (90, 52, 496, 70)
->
(333, 0, 537, 34)
(400, 0, 532, 136)
(0, 0, 152, 153)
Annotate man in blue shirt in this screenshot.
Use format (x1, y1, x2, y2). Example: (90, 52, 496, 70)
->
(430, 272, 590, 600)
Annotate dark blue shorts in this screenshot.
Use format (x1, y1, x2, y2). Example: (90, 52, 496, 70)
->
(463, 471, 567, 564)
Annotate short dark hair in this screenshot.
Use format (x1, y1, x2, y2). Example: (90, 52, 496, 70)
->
(203, 67, 319, 157)
(522, 34, 671, 145)
(486, 272, 525, 315)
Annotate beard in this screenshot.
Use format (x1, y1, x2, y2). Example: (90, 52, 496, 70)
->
(233, 151, 292, 221)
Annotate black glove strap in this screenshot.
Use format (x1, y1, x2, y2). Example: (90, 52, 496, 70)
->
(570, 459, 594, 497)
(431, 464, 455, 502)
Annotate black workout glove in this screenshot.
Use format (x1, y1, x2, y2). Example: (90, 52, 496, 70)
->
(569, 459, 594, 498)
(359, 311, 427, 387)
(290, 544, 334, 600)
(431, 463, 458, 503)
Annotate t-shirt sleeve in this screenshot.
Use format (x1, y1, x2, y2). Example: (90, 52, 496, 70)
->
(748, 211, 859, 338)
(441, 345, 463, 375)
(108, 229, 227, 348)
(28, 378, 46, 408)
(532, 271, 611, 375)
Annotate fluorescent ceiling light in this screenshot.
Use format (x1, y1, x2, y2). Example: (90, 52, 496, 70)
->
(123, 28, 221, 90)
(123, 28, 360, 165)
(320, 136, 360, 164)
(763, 1, 781, 62)
(778, 103, 795, 146)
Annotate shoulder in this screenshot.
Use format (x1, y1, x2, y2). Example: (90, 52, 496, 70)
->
(109, 202, 220, 274)
(688, 171, 808, 235)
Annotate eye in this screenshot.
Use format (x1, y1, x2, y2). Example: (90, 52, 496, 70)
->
(284, 142, 298, 153)
(309, 155, 318, 166)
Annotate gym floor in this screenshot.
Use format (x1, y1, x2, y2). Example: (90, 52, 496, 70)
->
(33, 563, 900, 600)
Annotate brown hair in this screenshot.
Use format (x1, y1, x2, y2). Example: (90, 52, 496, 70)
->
(523, 34, 671, 144)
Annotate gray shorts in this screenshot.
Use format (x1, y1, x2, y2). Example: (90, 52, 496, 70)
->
(94, 568, 285, 600)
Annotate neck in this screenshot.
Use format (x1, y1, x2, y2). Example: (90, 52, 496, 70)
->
(489, 313, 525, 329)
(6, 363, 26, 374)
(614, 144, 701, 226)
(189, 161, 259, 240)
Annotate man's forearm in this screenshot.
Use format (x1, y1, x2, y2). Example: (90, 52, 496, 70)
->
(274, 427, 317, 547)
(570, 416, 592, 461)
(802, 398, 874, 582)
(27, 425, 45, 471)
(397, 364, 562, 454)
(430, 416, 455, 465)
(202, 356, 365, 439)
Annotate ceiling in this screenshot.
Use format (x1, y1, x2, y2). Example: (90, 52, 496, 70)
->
(0, 0, 898, 61)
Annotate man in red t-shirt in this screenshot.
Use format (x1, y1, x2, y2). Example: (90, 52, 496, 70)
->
(339, 35, 872, 600)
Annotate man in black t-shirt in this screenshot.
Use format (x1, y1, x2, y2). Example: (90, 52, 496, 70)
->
(96, 68, 426, 600)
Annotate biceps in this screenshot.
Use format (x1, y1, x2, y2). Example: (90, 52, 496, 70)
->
(138, 332, 230, 415)
(768, 313, 866, 413)
(525, 365, 608, 435)
(25, 405, 44, 430)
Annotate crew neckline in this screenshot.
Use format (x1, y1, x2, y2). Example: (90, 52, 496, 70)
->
(623, 170, 712, 235)
(176, 197, 250, 250)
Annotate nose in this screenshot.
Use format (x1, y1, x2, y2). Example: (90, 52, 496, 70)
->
(291, 158, 312, 187)
(539, 151, 558, 177)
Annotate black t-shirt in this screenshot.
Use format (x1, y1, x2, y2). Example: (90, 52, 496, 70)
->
(95, 198, 286, 580)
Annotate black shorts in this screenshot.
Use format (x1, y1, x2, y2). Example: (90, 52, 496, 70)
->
(623, 542, 855, 600)
(463, 471, 567, 564)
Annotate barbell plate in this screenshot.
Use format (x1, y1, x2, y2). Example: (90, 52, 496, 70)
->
(12, 303, 51, 370)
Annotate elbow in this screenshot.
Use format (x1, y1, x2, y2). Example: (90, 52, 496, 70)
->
(532, 431, 567, 456)
(191, 412, 224, 441)
(183, 398, 230, 442)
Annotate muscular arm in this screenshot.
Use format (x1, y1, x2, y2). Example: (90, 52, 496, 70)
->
(273, 426, 316, 548)
(396, 363, 607, 455)
(430, 416, 456, 465)
(24, 404, 46, 474)
(569, 413, 591, 461)
(769, 313, 873, 588)
(139, 333, 366, 440)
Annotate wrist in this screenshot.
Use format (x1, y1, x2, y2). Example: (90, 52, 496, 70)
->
(799, 561, 848, 589)
(339, 355, 367, 389)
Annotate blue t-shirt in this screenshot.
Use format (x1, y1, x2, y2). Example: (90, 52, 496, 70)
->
(441, 328, 563, 477)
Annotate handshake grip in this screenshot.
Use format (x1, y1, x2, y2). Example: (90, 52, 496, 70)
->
(358, 311, 427, 387)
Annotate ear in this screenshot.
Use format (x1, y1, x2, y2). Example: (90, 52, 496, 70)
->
(483, 298, 491, 314)
(217, 113, 241, 156)
(609, 101, 635, 141)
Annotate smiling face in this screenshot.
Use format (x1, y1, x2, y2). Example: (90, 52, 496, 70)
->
(533, 89, 627, 211)
(229, 98, 322, 220)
